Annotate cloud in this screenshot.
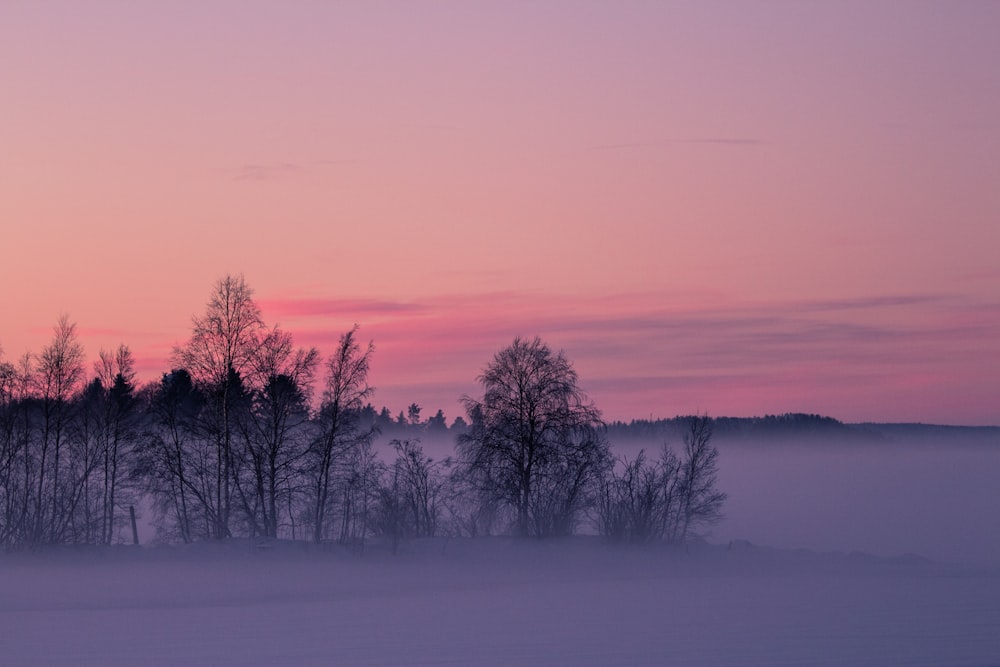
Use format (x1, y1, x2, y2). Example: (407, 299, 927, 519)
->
(314, 159, 357, 167)
(590, 138, 764, 150)
(962, 269, 1000, 282)
(226, 159, 357, 181)
(81, 326, 171, 339)
(27, 324, 153, 342)
(231, 163, 302, 181)
(682, 138, 764, 145)
(792, 294, 947, 312)
(258, 296, 426, 319)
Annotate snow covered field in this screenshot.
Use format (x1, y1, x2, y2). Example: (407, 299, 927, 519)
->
(2, 539, 998, 666)
(2, 435, 998, 666)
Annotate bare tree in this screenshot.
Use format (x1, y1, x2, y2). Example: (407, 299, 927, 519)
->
(0, 336, 144, 547)
(597, 415, 725, 544)
(596, 447, 682, 544)
(90, 345, 139, 544)
(0, 349, 26, 545)
(175, 275, 265, 384)
(34, 316, 86, 543)
(304, 326, 375, 544)
(458, 337, 610, 537)
(239, 327, 318, 539)
(0, 353, 35, 546)
(139, 369, 206, 543)
(675, 415, 726, 542)
(337, 438, 382, 551)
(375, 438, 444, 550)
(174, 274, 265, 539)
(440, 457, 501, 537)
(72, 378, 105, 543)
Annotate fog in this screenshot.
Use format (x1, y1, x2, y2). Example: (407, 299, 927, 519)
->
(415, 428, 1000, 565)
(4, 429, 999, 665)
(712, 439, 1000, 564)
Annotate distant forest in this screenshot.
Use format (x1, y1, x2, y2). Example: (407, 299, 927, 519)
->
(0, 274, 916, 552)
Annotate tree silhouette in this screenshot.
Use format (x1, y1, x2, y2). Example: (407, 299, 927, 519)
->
(240, 328, 318, 539)
(174, 274, 265, 539)
(597, 415, 726, 544)
(675, 415, 726, 542)
(140, 369, 206, 543)
(305, 325, 375, 544)
(458, 337, 610, 537)
(35, 316, 85, 543)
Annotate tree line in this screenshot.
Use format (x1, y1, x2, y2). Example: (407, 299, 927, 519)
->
(0, 275, 725, 550)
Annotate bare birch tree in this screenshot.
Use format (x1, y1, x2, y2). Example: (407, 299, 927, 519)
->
(34, 316, 85, 543)
(90, 345, 139, 544)
(174, 274, 265, 539)
(458, 337, 610, 537)
(597, 415, 726, 544)
(139, 369, 206, 543)
(304, 326, 375, 544)
(375, 438, 445, 550)
(675, 415, 726, 542)
(240, 327, 318, 539)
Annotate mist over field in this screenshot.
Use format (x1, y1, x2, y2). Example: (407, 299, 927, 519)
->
(3, 422, 999, 666)
(715, 437, 1000, 564)
(409, 425, 1000, 565)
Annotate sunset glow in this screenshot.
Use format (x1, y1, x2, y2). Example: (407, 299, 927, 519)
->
(2, 2, 998, 424)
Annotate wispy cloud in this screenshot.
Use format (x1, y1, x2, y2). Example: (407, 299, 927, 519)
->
(28, 324, 143, 339)
(590, 138, 764, 151)
(232, 163, 302, 181)
(683, 138, 763, 145)
(791, 294, 947, 312)
(227, 159, 356, 182)
(258, 297, 426, 319)
(314, 159, 357, 167)
(961, 269, 1000, 282)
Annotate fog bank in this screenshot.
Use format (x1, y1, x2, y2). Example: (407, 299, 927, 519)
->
(710, 438, 1000, 564)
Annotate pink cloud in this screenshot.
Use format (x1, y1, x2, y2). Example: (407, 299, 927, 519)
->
(258, 297, 427, 319)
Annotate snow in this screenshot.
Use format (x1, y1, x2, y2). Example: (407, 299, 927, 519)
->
(2, 539, 998, 666)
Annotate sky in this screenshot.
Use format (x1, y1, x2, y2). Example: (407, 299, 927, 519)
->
(1, 1, 998, 425)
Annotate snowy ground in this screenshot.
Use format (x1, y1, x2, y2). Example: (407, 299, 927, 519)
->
(2, 538, 999, 666)
(3, 435, 999, 666)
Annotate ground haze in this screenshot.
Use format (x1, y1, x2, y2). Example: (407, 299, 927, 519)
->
(2, 431, 998, 665)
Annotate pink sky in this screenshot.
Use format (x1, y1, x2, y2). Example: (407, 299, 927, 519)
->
(2, 2, 998, 425)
